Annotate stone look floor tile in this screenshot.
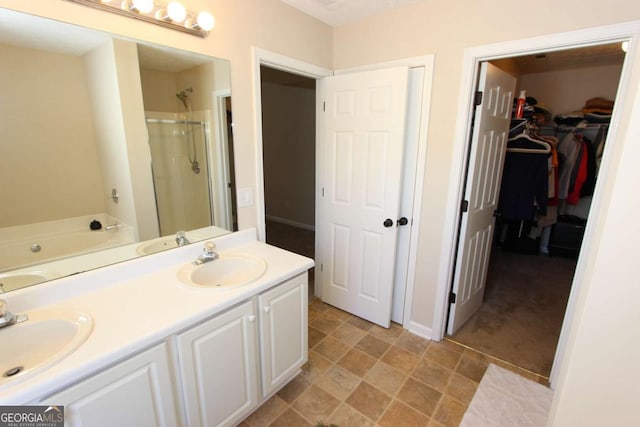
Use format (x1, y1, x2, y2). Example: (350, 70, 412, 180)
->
(456, 356, 489, 383)
(363, 362, 408, 396)
(314, 365, 361, 400)
(308, 327, 327, 349)
(326, 306, 353, 321)
(345, 381, 392, 422)
(412, 359, 453, 392)
(276, 372, 312, 404)
(395, 331, 431, 356)
(397, 377, 442, 417)
(328, 403, 376, 427)
(303, 351, 333, 381)
(244, 395, 288, 426)
(291, 384, 341, 423)
(314, 336, 351, 362)
(369, 322, 404, 344)
(444, 373, 479, 404)
(424, 343, 463, 371)
(337, 348, 377, 378)
(355, 334, 391, 359)
(310, 313, 343, 335)
(378, 399, 430, 427)
(348, 316, 375, 332)
(432, 395, 467, 427)
(269, 408, 312, 427)
(381, 345, 420, 374)
(331, 322, 367, 346)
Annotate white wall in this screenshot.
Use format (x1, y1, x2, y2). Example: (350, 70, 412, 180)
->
(0, 43, 104, 227)
(517, 63, 623, 116)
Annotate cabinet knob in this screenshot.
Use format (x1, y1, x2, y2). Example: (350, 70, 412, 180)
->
(247, 315, 256, 322)
(264, 306, 270, 313)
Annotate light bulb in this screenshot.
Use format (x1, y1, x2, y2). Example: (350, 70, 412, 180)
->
(131, 0, 154, 13)
(622, 41, 629, 53)
(167, 1, 186, 22)
(196, 11, 215, 31)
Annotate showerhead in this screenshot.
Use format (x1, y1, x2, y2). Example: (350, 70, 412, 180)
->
(176, 88, 193, 110)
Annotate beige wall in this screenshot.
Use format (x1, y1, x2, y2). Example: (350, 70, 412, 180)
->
(262, 79, 316, 228)
(140, 68, 178, 112)
(0, 43, 104, 227)
(517, 64, 623, 116)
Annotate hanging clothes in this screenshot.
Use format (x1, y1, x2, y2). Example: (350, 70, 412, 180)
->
(498, 136, 551, 220)
(556, 132, 582, 199)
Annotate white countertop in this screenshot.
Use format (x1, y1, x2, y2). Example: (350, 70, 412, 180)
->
(0, 229, 314, 403)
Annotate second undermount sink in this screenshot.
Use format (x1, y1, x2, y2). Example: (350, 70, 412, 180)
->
(0, 271, 56, 292)
(0, 308, 94, 388)
(177, 253, 267, 289)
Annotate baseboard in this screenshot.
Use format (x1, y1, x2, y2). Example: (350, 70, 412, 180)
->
(406, 321, 433, 340)
(265, 215, 315, 231)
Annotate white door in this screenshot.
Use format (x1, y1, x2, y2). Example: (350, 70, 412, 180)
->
(321, 67, 409, 328)
(447, 62, 516, 335)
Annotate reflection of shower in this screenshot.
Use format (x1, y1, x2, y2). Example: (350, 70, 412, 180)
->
(176, 87, 200, 174)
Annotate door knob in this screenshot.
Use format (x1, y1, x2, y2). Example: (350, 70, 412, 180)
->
(397, 217, 408, 226)
(383, 218, 393, 227)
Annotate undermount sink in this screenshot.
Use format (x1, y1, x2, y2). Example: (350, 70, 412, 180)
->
(136, 236, 179, 255)
(0, 308, 94, 387)
(177, 253, 267, 289)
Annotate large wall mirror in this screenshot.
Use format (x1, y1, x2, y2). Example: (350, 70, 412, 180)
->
(0, 8, 237, 293)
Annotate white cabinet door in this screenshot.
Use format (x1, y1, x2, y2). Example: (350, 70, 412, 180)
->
(259, 273, 308, 397)
(43, 343, 179, 427)
(176, 299, 259, 427)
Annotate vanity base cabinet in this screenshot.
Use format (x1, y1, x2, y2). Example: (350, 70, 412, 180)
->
(176, 299, 259, 427)
(259, 273, 308, 397)
(42, 343, 179, 427)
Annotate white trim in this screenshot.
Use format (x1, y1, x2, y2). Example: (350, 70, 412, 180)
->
(213, 89, 232, 230)
(406, 321, 433, 341)
(432, 21, 640, 389)
(265, 215, 315, 231)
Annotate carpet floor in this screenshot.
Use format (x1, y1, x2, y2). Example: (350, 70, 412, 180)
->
(449, 249, 575, 378)
(460, 364, 553, 427)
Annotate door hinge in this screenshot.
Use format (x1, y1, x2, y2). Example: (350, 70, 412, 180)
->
(474, 91, 483, 106)
(320, 263, 323, 272)
(322, 187, 325, 197)
(461, 200, 469, 213)
(449, 292, 457, 304)
(323, 101, 326, 112)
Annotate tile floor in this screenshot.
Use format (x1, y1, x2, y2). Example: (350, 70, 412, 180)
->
(239, 299, 549, 427)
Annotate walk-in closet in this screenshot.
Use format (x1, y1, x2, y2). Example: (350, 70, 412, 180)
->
(448, 43, 625, 379)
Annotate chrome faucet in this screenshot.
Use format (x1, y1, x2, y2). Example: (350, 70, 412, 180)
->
(175, 231, 189, 247)
(0, 299, 28, 329)
(194, 241, 219, 265)
(105, 222, 121, 231)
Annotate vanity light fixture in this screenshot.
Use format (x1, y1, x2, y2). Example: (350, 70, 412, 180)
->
(66, 0, 215, 37)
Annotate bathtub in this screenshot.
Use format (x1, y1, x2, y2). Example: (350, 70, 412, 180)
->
(0, 215, 135, 272)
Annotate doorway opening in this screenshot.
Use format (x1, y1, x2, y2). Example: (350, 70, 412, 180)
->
(259, 65, 317, 298)
(446, 42, 626, 379)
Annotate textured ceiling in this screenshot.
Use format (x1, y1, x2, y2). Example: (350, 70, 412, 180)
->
(280, 0, 424, 26)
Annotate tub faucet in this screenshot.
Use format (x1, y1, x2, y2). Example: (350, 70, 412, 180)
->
(105, 222, 121, 231)
(0, 299, 28, 329)
(194, 241, 219, 265)
(175, 231, 189, 247)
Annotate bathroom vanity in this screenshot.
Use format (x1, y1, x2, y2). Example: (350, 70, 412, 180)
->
(0, 229, 313, 427)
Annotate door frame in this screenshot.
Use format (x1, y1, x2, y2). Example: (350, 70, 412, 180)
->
(251, 47, 332, 299)
(432, 21, 640, 386)
(334, 56, 434, 330)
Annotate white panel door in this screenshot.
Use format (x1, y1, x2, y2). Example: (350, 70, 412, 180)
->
(447, 62, 516, 335)
(321, 67, 409, 328)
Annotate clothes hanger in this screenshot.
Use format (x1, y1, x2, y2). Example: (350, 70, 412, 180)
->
(506, 132, 551, 153)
